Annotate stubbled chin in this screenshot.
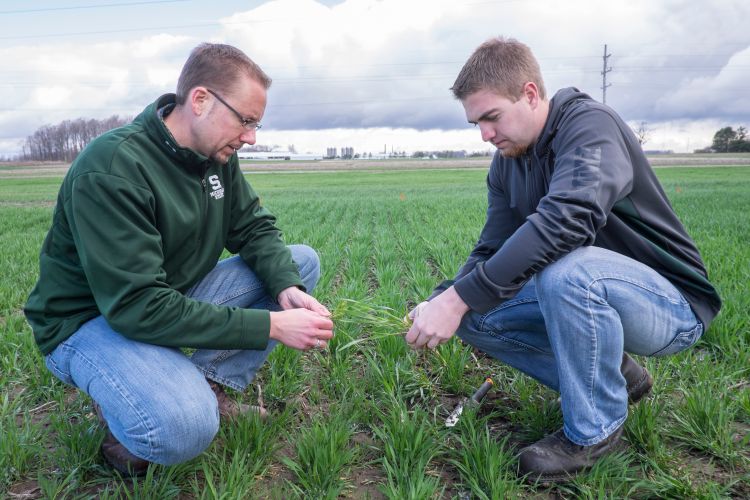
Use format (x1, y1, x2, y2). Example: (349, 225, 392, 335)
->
(499, 143, 529, 158)
(213, 148, 235, 164)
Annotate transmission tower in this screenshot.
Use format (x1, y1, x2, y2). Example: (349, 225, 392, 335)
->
(601, 44, 612, 104)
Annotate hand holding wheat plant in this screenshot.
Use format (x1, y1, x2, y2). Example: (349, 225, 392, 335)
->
(331, 299, 411, 352)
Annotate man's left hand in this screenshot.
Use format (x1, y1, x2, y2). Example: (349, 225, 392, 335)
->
(404, 286, 470, 349)
(277, 286, 331, 317)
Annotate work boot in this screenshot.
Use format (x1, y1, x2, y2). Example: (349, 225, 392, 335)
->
(621, 353, 653, 404)
(92, 402, 150, 477)
(207, 380, 268, 420)
(518, 424, 624, 484)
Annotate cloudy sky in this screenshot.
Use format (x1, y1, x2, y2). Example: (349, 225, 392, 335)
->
(1, 0, 748, 157)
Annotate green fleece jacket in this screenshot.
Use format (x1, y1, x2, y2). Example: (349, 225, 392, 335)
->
(25, 94, 304, 355)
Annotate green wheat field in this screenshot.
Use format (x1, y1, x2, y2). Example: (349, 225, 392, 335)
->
(1, 163, 748, 498)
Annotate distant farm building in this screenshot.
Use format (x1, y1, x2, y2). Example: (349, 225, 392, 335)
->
(237, 151, 323, 161)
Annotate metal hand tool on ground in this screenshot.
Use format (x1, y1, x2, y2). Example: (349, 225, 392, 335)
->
(445, 377, 494, 427)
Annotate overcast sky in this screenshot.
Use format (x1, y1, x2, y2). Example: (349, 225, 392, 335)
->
(1, 0, 748, 157)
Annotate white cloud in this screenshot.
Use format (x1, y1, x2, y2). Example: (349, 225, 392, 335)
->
(1, 0, 749, 157)
(31, 86, 72, 108)
(655, 46, 750, 120)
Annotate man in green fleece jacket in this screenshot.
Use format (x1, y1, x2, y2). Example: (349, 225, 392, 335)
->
(25, 43, 334, 476)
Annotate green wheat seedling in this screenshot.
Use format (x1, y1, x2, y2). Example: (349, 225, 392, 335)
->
(505, 374, 562, 442)
(34, 468, 83, 500)
(109, 466, 181, 499)
(630, 456, 738, 499)
(372, 403, 445, 499)
(259, 344, 304, 402)
(282, 414, 357, 499)
(670, 382, 744, 466)
(48, 411, 103, 474)
(448, 410, 522, 499)
(209, 406, 291, 481)
(557, 449, 639, 499)
(0, 394, 43, 489)
(331, 298, 410, 352)
(625, 396, 669, 461)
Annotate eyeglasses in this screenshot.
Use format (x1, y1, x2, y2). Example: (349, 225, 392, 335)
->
(206, 88, 262, 131)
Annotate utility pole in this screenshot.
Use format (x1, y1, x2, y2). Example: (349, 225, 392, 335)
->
(601, 44, 612, 104)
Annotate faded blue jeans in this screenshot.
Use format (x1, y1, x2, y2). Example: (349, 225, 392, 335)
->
(457, 246, 703, 446)
(44, 245, 321, 465)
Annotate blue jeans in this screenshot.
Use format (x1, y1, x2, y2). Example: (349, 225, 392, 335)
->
(457, 246, 702, 446)
(44, 245, 321, 465)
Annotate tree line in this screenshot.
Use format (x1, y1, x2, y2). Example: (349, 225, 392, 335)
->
(707, 126, 750, 153)
(20, 116, 131, 162)
(14, 116, 750, 163)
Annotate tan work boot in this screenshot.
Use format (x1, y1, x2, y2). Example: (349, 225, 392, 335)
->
(207, 380, 268, 420)
(92, 402, 150, 477)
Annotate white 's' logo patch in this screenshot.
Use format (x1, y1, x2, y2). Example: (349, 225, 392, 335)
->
(208, 175, 224, 200)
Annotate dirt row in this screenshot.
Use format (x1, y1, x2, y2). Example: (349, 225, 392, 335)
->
(2, 154, 750, 178)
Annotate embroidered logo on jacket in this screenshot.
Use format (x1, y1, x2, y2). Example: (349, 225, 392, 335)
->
(208, 175, 224, 200)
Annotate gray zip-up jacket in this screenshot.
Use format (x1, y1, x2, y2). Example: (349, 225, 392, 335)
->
(432, 87, 721, 328)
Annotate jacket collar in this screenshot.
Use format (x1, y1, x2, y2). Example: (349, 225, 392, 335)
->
(533, 87, 591, 157)
(137, 93, 216, 172)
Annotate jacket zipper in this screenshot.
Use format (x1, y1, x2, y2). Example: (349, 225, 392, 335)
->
(524, 154, 531, 199)
(198, 173, 208, 244)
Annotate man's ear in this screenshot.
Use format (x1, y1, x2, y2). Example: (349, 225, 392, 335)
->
(189, 87, 210, 116)
(523, 81, 540, 109)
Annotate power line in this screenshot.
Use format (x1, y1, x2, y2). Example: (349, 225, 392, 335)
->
(0, 0, 188, 15)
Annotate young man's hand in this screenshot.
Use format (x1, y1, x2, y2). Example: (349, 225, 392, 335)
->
(405, 286, 470, 349)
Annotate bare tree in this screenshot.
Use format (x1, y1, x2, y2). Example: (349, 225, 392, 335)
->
(21, 115, 131, 162)
(633, 121, 651, 146)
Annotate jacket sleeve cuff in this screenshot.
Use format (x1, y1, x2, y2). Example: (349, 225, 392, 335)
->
(427, 279, 455, 301)
(268, 272, 306, 300)
(453, 262, 519, 314)
(241, 309, 271, 350)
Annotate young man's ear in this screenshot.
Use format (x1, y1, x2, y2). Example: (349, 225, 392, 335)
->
(523, 82, 540, 108)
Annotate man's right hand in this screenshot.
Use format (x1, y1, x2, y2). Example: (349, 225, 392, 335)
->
(407, 301, 429, 322)
(269, 309, 334, 350)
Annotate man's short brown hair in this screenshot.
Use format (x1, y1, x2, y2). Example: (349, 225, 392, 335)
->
(175, 43, 272, 104)
(451, 37, 546, 102)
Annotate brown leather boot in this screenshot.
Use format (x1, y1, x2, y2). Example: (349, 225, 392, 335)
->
(207, 380, 268, 420)
(93, 402, 150, 477)
(621, 353, 653, 404)
(518, 424, 625, 484)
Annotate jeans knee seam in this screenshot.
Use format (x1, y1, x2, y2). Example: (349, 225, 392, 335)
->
(478, 297, 538, 330)
(584, 287, 604, 432)
(195, 349, 234, 379)
(585, 275, 687, 306)
(485, 330, 548, 354)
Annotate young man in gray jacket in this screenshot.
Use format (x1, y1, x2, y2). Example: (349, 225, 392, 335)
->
(405, 37, 721, 483)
